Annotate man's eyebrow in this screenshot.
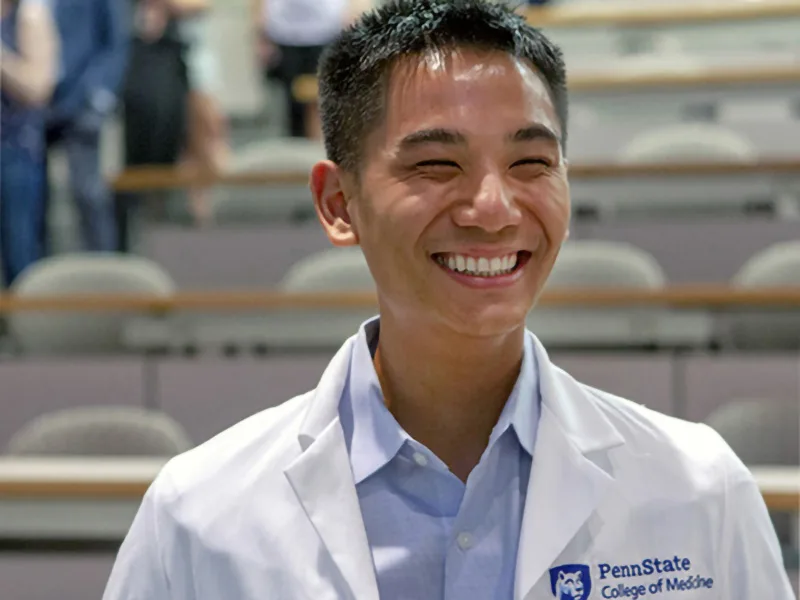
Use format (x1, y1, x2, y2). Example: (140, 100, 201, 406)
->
(397, 128, 467, 151)
(508, 124, 561, 145)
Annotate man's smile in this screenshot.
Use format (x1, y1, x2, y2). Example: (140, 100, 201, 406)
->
(431, 250, 533, 287)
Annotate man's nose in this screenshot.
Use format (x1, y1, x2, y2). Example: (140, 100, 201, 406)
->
(452, 173, 522, 233)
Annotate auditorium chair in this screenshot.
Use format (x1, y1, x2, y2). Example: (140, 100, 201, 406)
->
(526, 240, 712, 349)
(619, 122, 757, 164)
(191, 247, 377, 351)
(569, 122, 774, 218)
(7, 253, 176, 355)
(726, 241, 800, 350)
(6, 406, 192, 457)
(125, 247, 379, 354)
(280, 247, 375, 292)
(213, 138, 325, 224)
(705, 397, 799, 571)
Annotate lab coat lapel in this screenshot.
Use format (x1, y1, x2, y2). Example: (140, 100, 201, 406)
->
(284, 337, 380, 600)
(515, 337, 625, 600)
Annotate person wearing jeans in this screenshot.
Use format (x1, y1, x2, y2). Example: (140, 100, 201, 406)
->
(45, 0, 129, 253)
(0, 0, 58, 285)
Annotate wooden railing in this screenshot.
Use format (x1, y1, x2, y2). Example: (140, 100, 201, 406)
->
(291, 63, 800, 103)
(564, 63, 800, 93)
(111, 159, 800, 192)
(0, 462, 796, 513)
(522, 0, 800, 28)
(0, 480, 152, 497)
(1, 286, 800, 314)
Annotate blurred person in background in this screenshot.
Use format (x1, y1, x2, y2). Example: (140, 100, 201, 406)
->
(0, 0, 59, 285)
(118, 0, 226, 247)
(252, 0, 373, 140)
(118, 0, 189, 251)
(179, 9, 230, 227)
(45, 0, 129, 254)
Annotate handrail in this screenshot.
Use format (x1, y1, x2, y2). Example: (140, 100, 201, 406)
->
(111, 159, 800, 192)
(291, 63, 800, 103)
(0, 480, 152, 498)
(0, 481, 797, 508)
(0, 466, 796, 509)
(113, 168, 311, 191)
(568, 64, 800, 93)
(1, 286, 800, 314)
(522, 0, 800, 29)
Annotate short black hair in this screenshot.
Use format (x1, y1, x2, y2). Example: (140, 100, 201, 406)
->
(317, 0, 568, 173)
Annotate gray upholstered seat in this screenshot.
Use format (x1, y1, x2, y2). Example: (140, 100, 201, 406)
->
(235, 247, 376, 348)
(143, 247, 377, 353)
(590, 124, 764, 217)
(705, 398, 799, 546)
(6, 406, 192, 457)
(619, 123, 757, 164)
(727, 241, 800, 350)
(8, 253, 176, 354)
(212, 139, 326, 223)
(545, 240, 667, 289)
(280, 247, 375, 292)
(706, 398, 800, 467)
(526, 240, 711, 348)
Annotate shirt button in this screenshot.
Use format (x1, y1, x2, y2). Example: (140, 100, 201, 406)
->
(456, 532, 474, 550)
(412, 452, 428, 467)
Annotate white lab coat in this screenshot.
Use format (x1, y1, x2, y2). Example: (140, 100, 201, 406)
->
(104, 333, 795, 600)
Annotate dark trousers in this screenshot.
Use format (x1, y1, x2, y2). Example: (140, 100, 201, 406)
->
(117, 37, 188, 251)
(272, 44, 326, 138)
(1, 140, 47, 286)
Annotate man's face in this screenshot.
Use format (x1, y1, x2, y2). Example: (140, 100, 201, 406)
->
(316, 48, 570, 338)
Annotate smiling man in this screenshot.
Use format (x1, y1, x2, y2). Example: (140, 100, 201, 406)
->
(103, 2, 793, 599)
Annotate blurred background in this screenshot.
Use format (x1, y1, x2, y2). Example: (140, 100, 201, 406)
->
(0, 0, 799, 598)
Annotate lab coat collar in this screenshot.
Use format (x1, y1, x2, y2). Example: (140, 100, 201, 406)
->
(295, 335, 357, 451)
(532, 332, 625, 456)
(285, 334, 381, 600)
(514, 334, 626, 600)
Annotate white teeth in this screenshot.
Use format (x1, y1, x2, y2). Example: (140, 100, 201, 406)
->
(436, 252, 521, 277)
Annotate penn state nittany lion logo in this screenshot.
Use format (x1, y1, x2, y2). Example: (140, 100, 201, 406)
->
(549, 564, 592, 600)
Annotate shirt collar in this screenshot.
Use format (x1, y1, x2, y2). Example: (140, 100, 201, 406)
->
(490, 330, 540, 457)
(339, 317, 540, 485)
(340, 318, 407, 485)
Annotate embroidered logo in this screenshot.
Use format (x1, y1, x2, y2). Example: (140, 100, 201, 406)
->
(550, 564, 592, 599)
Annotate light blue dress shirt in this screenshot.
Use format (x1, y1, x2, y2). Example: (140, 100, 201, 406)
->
(339, 319, 541, 600)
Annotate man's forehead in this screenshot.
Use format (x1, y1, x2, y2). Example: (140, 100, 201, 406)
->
(387, 47, 551, 94)
(381, 49, 560, 143)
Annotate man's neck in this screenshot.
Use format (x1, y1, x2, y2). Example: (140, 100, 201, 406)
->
(374, 313, 525, 482)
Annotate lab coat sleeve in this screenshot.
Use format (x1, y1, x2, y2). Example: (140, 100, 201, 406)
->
(103, 471, 176, 600)
(720, 451, 796, 599)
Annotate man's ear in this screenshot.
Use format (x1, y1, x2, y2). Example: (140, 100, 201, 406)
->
(310, 161, 359, 247)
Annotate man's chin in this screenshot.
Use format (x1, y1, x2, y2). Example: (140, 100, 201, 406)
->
(442, 304, 530, 339)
